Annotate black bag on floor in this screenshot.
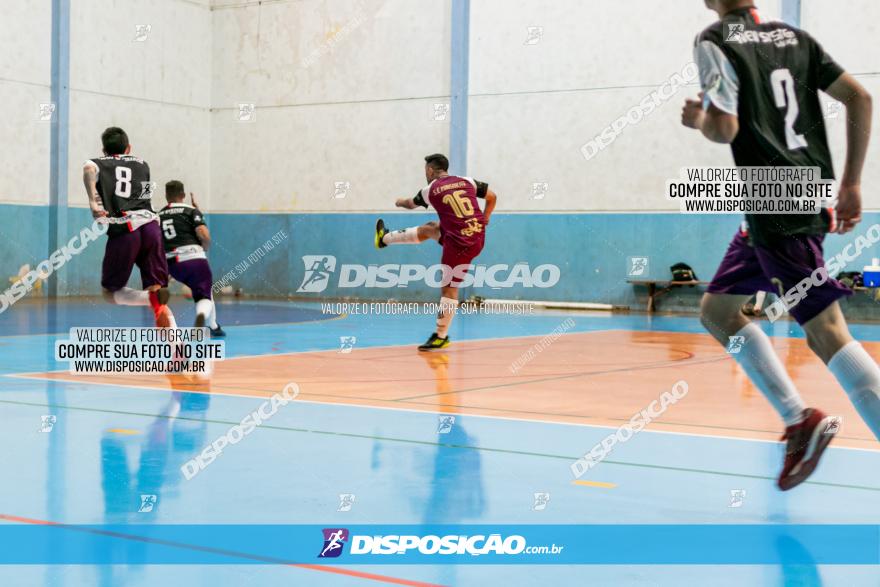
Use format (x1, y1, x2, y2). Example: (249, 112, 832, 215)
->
(670, 262, 697, 283)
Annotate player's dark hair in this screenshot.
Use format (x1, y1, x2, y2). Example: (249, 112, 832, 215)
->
(101, 127, 129, 155)
(165, 180, 186, 200)
(424, 153, 449, 172)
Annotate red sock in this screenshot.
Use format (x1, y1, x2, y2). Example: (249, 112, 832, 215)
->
(148, 290, 162, 315)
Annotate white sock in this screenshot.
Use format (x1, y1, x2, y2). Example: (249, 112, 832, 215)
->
(195, 299, 213, 327)
(383, 227, 421, 245)
(827, 341, 880, 440)
(731, 323, 806, 426)
(436, 297, 459, 338)
(207, 299, 218, 329)
(112, 287, 149, 306)
(165, 307, 177, 329)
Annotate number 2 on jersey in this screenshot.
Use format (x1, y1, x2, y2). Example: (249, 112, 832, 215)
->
(770, 68, 808, 150)
(442, 190, 475, 218)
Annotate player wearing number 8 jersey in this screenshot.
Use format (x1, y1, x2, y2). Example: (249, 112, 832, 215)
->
(83, 127, 175, 328)
(682, 1, 878, 490)
(374, 154, 497, 351)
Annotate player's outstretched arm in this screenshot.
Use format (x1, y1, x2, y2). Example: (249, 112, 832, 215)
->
(82, 162, 106, 218)
(826, 73, 872, 233)
(483, 188, 497, 225)
(395, 197, 418, 209)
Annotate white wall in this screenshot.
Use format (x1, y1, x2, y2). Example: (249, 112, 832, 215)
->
(469, 0, 789, 212)
(66, 0, 213, 211)
(803, 0, 880, 211)
(209, 0, 450, 212)
(0, 1, 51, 205)
(10, 0, 880, 215)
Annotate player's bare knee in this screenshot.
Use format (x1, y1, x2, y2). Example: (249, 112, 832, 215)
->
(700, 295, 745, 340)
(805, 332, 826, 360)
(418, 223, 440, 241)
(806, 329, 850, 364)
(102, 289, 116, 303)
(699, 296, 724, 334)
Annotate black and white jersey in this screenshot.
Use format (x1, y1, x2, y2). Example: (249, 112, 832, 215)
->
(694, 7, 844, 244)
(89, 155, 154, 215)
(157, 203, 207, 261)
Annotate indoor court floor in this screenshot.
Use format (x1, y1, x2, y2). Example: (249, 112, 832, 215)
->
(1, 299, 878, 586)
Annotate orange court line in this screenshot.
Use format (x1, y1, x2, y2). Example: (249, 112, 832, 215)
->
(0, 513, 445, 587)
(19, 330, 880, 450)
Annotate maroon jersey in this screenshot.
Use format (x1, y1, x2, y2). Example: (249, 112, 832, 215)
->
(412, 175, 489, 245)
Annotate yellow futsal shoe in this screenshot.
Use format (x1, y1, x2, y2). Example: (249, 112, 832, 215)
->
(418, 332, 450, 352)
(375, 218, 388, 249)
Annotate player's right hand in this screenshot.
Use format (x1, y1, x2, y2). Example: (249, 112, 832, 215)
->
(834, 184, 862, 234)
(681, 96, 705, 130)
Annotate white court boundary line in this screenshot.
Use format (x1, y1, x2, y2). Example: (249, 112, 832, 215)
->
(4, 333, 878, 455)
(3, 374, 877, 454)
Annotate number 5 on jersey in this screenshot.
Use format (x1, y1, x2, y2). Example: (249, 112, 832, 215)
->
(162, 218, 177, 239)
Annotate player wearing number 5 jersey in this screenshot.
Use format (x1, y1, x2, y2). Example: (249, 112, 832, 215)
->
(83, 127, 175, 328)
(374, 153, 497, 351)
(158, 181, 225, 337)
(683, 1, 878, 490)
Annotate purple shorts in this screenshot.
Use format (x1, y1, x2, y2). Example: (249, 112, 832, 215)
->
(101, 221, 169, 291)
(707, 231, 852, 325)
(168, 258, 214, 302)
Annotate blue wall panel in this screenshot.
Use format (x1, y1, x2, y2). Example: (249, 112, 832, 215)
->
(3, 205, 879, 307)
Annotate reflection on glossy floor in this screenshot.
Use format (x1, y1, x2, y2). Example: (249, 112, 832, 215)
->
(0, 299, 878, 586)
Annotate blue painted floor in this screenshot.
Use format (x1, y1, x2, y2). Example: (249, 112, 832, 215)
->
(0, 299, 878, 586)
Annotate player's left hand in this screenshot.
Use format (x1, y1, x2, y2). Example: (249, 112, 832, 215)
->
(681, 94, 705, 130)
(834, 183, 862, 234)
(190, 192, 200, 209)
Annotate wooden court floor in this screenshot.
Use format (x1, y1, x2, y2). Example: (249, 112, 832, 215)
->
(23, 330, 879, 450)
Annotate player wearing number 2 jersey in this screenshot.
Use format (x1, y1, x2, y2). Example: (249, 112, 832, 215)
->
(683, 1, 878, 490)
(374, 153, 497, 351)
(83, 127, 174, 328)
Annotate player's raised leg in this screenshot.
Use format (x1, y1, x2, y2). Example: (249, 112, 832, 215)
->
(375, 219, 440, 249)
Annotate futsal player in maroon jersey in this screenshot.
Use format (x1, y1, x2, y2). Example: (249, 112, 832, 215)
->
(375, 154, 497, 351)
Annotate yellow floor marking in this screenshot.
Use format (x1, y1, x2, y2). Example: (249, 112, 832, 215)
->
(571, 480, 617, 489)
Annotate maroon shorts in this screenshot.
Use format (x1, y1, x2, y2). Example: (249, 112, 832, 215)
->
(168, 258, 214, 302)
(101, 221, 169, 291)
(707, 231, 851, 325)
(440, 235, 485, 286)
